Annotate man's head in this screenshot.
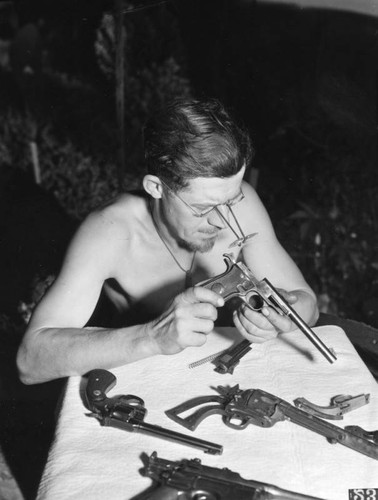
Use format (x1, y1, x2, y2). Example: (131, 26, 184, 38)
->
(143, 97, 254, 253)
(143, 97, 253, 191)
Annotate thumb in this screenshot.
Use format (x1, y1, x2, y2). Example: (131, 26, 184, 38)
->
(278, 288, 298, 304)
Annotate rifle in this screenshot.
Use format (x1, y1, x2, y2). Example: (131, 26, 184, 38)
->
(165, 385, 378, 461)
(133, 451, 325, 500)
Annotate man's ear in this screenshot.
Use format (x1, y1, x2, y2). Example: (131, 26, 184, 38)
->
(143, 175, 163, 199)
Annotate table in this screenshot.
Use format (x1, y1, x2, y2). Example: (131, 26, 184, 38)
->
(37, 326, 378, 500)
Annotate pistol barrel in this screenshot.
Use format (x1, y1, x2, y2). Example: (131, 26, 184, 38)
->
(288, 309, 337, 363)
(262, 278, 337, 364)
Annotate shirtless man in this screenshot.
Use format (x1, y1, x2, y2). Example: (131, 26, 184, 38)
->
(17, 97, 319, 384)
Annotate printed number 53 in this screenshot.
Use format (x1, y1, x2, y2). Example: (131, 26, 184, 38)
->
(351, 490, 377, 500)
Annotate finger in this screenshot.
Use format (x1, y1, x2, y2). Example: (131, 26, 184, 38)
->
(191, 302, 218, 321)
(182, 286, 225, 307)
(177, 314, 215, 335)
(261, 306, 292, 333)
(286, 293, 297, 304)
(239, 304, 271, 329)
(232, 310, 270, 343)
(173, 302, 218, 322)
(185, 332, 208, 347)
(234, 307, 277, 340)
(276, 288, 297, 305)
(192, 317, 215, 335)
(240, 306, 279, 340)
(178, 319, 215, 344)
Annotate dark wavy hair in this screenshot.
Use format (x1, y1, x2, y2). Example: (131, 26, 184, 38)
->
(143, 97, 254, 191)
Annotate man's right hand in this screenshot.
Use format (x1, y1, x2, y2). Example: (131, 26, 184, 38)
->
(148, 287, 224, 355)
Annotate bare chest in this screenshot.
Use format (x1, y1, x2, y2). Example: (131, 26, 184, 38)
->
(110, 239, 233, 318)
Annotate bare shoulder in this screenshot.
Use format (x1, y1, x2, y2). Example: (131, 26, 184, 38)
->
(239, 180, 276, 236)
(241, 181, 268, 212)
(64, 193, 148, 270)
(80, 192, 147, 240)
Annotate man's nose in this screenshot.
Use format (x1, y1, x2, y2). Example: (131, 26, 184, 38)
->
(206, 206, 228, 229)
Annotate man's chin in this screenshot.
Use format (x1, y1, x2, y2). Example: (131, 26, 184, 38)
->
(179, 236, 216, 253)
(197, 238, 216, 253)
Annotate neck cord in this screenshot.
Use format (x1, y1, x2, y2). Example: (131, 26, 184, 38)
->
(149, 201, 196, 289)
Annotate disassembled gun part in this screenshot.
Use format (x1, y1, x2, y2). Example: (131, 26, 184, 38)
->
(188, 349, 227, 369)
(189, 339, 252, 374)
(85, 369, 223, 455)
(213, 339, 252, 374)
(294, 393, 370, 420)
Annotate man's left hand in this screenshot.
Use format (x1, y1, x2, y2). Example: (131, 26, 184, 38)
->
(233, 290, 297, 343)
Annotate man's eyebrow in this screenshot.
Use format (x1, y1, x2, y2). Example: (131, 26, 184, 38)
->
(191, 198, 223, 208)
(192, 192, 240, 209)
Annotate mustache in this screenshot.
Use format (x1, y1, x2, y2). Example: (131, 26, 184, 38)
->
(199, 229, 220, 235)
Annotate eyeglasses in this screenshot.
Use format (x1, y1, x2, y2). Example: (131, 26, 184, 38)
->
(161, 180, 257, 248)
(161, 180, 244, 218)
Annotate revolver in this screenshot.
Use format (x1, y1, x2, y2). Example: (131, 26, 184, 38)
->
(166, 385, 378, 461)
(197, 253, 337, 364)
(133, 451, 325, 500)
(85, 369, 222, 454)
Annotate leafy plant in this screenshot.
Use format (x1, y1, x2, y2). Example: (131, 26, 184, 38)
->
(280, 169, 378, 320)
(94, 5, 192, 178)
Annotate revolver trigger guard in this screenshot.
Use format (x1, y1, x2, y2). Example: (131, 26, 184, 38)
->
(118, 394, 145, 407)
(222, 414, 250, 430)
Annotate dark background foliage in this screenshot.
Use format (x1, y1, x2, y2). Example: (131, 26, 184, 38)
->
(0, 1, 377, 498)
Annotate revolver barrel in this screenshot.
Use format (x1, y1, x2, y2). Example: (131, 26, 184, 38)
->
(132, 421, 223, 455)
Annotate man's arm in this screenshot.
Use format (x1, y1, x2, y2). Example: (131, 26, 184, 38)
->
(232, 182, 319, 342)
(17, 212, 224, 384)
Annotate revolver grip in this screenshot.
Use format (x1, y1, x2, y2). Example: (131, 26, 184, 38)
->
(85, 369, 117, 409)
(166, 395, 226, 431)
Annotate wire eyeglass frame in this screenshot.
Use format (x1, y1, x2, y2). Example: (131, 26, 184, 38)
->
(160, 180, 257, 248)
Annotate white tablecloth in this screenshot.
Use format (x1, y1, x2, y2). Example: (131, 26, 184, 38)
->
(37, 326, 378, 500)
